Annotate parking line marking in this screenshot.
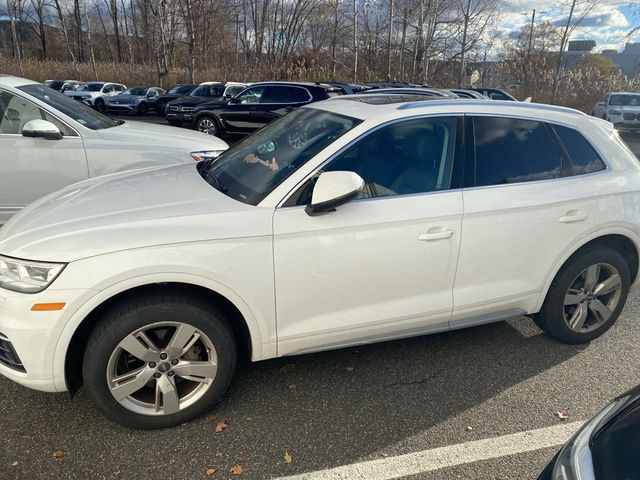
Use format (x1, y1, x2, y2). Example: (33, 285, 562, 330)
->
(274, 421, 583, 480)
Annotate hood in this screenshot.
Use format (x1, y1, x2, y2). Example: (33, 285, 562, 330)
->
(108, 94, 144, 103)
(195, 99, 229, 111)
(612, 105, 640, 111)
(97, 120, 228, 151)
(169, 96, 221, 108)
(66, 90, 100, 97)
(0, 164, 256, 262)
(154, 94, 186, 102)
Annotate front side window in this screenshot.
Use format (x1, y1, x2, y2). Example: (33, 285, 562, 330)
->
(321, 116, 458, 198)
(473, 116, 563, 186)
(17, 84, 119, 130)
(0, 90, 76, 136)
(552, 124, 606, 175)
(236, 86, 265, 104)
(123, 87, 148, 96)
(198, 108, 361, 205)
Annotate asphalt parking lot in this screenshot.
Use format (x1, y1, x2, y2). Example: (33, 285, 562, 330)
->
(1, 127, 640, 480)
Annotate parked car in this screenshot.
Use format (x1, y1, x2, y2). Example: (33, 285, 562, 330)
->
(360, 87, 457, 98)
(105, 86, 166, 115)
(0, 75, 228, 225)
(44, 80, 82, 93)
(65, 81, 127, 113)
(192, 81, 344, 137)
(447, 88, 488, 99)
(149, 84, 198, 115)
(366, 81, 421, 89)
(0, 96, 637, 429)
(592, 92, 640, 129)
(470, 87, 517, 101)
(539, 384, 640, 479)
(165, 83, 226, 126)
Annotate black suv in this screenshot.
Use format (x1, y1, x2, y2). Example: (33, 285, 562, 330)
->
(165, 83, 225, 126)
(149, 84, 198, 115)
(191, 82, 343, 137)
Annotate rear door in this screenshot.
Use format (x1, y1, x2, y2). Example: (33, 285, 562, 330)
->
(0, 89, 88, 224)
(452, 115, 598, 325)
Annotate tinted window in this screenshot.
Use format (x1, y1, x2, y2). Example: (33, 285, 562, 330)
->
(552, 125, 606, 175)
(323, 117, 457, 198)
(473, 117, 563, 186)
(261, 86, 309, 103)
(0, 91, 76, 136)
(236, 86, 265, 104)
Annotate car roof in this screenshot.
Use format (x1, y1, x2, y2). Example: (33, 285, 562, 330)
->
(249, 81, 337, 89)
(311, 97, 589, 126)
(610, 92, 640, 95)
(0, 75, 39, 88)
(361, 87, 455, 97)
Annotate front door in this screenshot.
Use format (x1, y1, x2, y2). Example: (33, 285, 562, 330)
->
(0, 89, 88, 224)
(273, 116, 464, 355)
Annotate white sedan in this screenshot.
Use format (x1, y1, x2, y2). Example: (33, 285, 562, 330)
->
(0, 96, 638, 428)
(0, 75, 228, 225)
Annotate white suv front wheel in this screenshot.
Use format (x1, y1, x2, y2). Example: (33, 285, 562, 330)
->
(82, 292, 237, 429)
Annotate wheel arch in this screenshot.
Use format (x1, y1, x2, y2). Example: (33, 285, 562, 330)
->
(60, 279, 263, 395)
(535, 229, 640, 312)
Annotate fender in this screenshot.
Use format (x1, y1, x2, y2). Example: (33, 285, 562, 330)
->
(534, 223, 640, 313)
(50, 271, 274, 392)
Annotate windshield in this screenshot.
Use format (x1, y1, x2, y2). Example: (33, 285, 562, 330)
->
(609, 94, 640, 107)
(18, 84, 120, 130)
(190, 85, 224, 97)
(76, 83, 104, 92)
(168, 85, 195, 95)
(198, 108, 361, 205)
(122, 87, 148, 96)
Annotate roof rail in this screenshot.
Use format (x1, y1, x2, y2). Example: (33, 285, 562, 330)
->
(396, 99, 586, 116)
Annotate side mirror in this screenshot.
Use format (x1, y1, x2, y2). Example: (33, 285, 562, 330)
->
(305, 171, 364, 216)
(598, 101, 605, 106)
(21, 119, 63, 140)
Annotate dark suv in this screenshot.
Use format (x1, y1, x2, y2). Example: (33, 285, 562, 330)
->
(191, 82, 343, 137)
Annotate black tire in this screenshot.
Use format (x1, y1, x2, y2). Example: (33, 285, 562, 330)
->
(168, 120, 182, 127)
(83, 292, 237, 429)
(196, 115, 219, 136)
(94, 98, 105, 113)
(137, 102, 148, 115)
(535, 246, 630, 344)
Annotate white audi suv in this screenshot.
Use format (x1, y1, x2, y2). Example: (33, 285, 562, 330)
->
(0, 96, 638, 428)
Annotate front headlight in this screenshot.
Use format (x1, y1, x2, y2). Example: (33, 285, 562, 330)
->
(0, 255, 67, 294)
(608, 109, 622, 116)
(191, 150, 225, 162)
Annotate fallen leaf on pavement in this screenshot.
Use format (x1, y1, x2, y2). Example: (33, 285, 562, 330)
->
(556, 411, 569, 420)
(11, 461, 18, 467)
(206, 467, 216, 476)
(244, 416, 253, 421)
(345, 366, 354, 372)
(215, 452, 224, 459)
(278, 363, 295, 373)
(230, 465, 244, 475)
(215, 419, 229, 432)
(112, 470, 122, 477)
(288, 383, 297, 389)
(284, 451, 293, 464)
(466, 426, 473, 431)
(209, 415, 218, 421)
(52, 450, 64, 460)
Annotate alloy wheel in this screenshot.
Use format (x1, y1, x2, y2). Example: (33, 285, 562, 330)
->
(198, 118, 217, 136)
(563, 263, 622, 333)
(106, 321, 218, 416)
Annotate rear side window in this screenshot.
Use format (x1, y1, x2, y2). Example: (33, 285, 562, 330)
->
(552, 124, 606, 175)
(261, 86, 309, 103)
(473, 116, 563, 187)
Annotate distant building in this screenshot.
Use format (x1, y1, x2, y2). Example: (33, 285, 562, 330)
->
(568, 40, 596, 52)
(602, 43, 640, 78)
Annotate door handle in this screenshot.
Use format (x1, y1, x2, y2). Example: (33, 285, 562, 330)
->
(418, 228, 454, 241)
(559, 211, 588, 223)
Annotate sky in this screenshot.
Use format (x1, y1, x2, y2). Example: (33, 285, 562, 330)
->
(497, 0, 640, 52)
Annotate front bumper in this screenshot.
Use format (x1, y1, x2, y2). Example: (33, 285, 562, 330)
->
(106, 104, 138, 113)
(0, 288, 92, 392)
